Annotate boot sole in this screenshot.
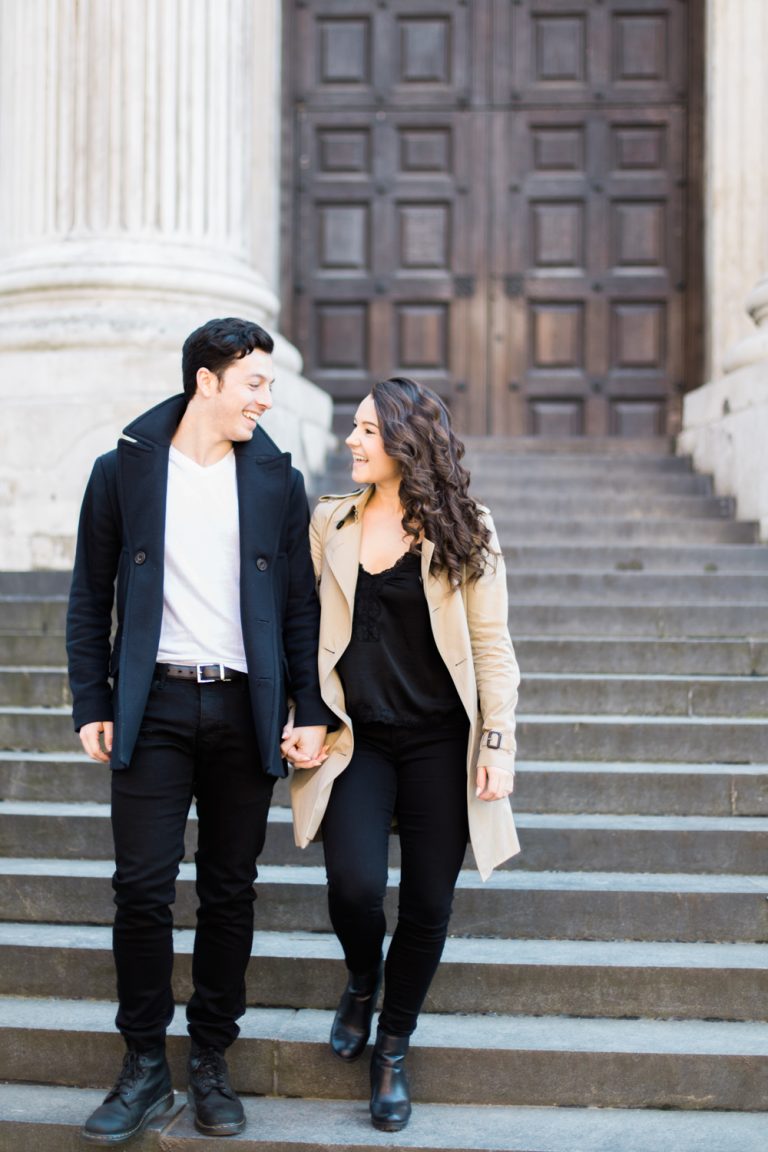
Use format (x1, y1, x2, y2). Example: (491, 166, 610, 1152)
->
(81, 1090, 175, 1144)
(371, 1115, 410, 1133)
(190, 1112, 246, 1137)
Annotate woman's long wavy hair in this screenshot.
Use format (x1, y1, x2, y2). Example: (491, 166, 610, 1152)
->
(370, 376, 491, 587)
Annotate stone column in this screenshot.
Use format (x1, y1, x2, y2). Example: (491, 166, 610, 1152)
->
(679, 0, 768, 540)
(0, 0, 331, 568)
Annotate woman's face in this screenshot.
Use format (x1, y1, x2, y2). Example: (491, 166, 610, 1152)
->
(345, 393, 401, 488)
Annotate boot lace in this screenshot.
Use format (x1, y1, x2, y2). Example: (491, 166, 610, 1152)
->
(108, 1050, 144, 1099)
(192, 1049, 234, 1098)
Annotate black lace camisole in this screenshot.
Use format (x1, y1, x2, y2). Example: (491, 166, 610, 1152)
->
(336, 550, 464, 728)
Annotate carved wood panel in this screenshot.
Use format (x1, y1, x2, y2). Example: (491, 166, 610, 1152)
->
(284, 0, 693, 438)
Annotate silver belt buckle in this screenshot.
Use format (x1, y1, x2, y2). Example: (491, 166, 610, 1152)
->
(196, 663, 230, 683)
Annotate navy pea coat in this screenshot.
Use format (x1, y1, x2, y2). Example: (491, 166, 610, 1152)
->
(66, 393, 333, 777)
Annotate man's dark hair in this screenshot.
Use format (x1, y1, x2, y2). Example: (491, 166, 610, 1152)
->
(182, 317, 274, 397)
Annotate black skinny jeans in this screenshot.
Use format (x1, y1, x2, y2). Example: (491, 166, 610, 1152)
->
(110, 672, 274, 1052)
(322, 716, 470, 1037)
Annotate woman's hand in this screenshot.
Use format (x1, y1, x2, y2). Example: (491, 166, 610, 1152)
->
(475, 764, 513, 801)
(280, 722, 329, 769)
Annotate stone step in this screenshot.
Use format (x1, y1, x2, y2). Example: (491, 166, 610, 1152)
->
(3, 585, 764, 640)
(2, 997, 767, 1110)
(0, 598, 68, 634)
(3, 751, 766, 817)
(508, 603, 768, 637)
(2, 706, 766, 763)
(3, 668, 765, 716)
(503, 543, 768, 571)
(3, 802, 768, 874)
(2, 860, 765, 942)
(485, 494, 737, 519)
(492, 517, 757, 544)
(3, 752, 766, 817)
(507, 572, 768, 604)
(514, 762, 768, 817)
(0, 634, 66, 664)
(3, 1085, 765, 1152)
(516, 714, 768, 762)
(518, 674, 768, 717)
(0, 573, 71, 596)
(5, 599, 768, 643)
(472, 472, 714, 496)
(514, 638, 768, 675)
(1, 924, 766, 1023)
(0, 667, 71, 707)
(463, 437, 677, 457)
(0, 752, 112, 802)
(0, 638, 766, 677)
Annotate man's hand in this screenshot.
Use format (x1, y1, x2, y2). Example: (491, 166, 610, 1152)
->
(475, 764, 513, 802)
(280, 723, 328, 769)
(80, 721, 113, 763)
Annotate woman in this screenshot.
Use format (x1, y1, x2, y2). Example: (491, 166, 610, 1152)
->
(285, 377, 520, 1132)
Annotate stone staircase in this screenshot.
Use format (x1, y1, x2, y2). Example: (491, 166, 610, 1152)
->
(1, 439, 767, 1151)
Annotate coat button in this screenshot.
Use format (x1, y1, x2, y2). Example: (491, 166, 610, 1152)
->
(256, 557, 268, 571)
(134, 551, 146, 565)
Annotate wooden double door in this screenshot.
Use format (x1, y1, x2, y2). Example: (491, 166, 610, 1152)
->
(282, 0, 698, 436)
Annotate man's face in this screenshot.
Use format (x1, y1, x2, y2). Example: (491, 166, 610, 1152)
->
(207, 348, 275, 442)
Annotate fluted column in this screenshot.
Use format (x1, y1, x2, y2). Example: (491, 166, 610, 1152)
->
(704, 0, 768, 380)
(0, 0, 278, 346)
(679, 0, 768, 541)
(0, 0, 331, 568)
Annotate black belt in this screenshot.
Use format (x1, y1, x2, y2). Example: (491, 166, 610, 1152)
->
(156, 662, 247, 683)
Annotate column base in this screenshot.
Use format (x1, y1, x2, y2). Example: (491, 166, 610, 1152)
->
(678, 362, 768, 542)
(0, 260, 334, 569)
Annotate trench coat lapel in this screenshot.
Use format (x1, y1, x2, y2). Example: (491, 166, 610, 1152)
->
(321, 485, 375, 623)
(323, 521, 362, 622)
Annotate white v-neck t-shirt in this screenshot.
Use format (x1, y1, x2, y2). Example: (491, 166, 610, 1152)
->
(156, 446, 248, 671)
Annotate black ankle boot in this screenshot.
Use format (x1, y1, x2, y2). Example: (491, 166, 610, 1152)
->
(369, 1028, 411, 1132)
(81, 1045, 173, 1144)
(187, 1045, 245, 1136)
(330, 961, 383, 1061)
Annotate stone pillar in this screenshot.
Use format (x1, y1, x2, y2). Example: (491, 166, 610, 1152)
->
(679, 0, 768, 540)
(0, 0, 332, 569)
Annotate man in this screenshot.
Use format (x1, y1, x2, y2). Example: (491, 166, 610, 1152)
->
(67, 317, 331, 1143)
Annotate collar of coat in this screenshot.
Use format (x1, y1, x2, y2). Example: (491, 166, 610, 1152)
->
(321, 484, 446, 614)
(121, 392, 285, 460)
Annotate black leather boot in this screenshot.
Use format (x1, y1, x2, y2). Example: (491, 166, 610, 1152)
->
(329, 961, 383, 1061)
(369, 1028, 412, 1132)
(187, 1046, 245, 1136)
(81, 1045, 173, 1144)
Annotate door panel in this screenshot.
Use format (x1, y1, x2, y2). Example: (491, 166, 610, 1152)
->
(284, 0, 692, 438)
(491, 105, 684, 434)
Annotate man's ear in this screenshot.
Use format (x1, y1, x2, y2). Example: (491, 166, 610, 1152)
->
(195, 367, 217, 398)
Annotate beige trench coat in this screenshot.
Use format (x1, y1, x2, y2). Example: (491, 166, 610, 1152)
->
(289, 485, 521, 880)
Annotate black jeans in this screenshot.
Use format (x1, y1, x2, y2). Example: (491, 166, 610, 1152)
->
(110, 672, 274, 1051)
(322, 716, 470, 1037)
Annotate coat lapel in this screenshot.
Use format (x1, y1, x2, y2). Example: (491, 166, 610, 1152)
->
(323, 520, 362, 619)
(235, 444, 291, 569)
(322, 485, 374, 620)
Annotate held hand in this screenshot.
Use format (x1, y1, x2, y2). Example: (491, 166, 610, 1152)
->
(475, 764, 513, 802)
(80, 721, 113, 764)
(280, 724, 329, 770)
